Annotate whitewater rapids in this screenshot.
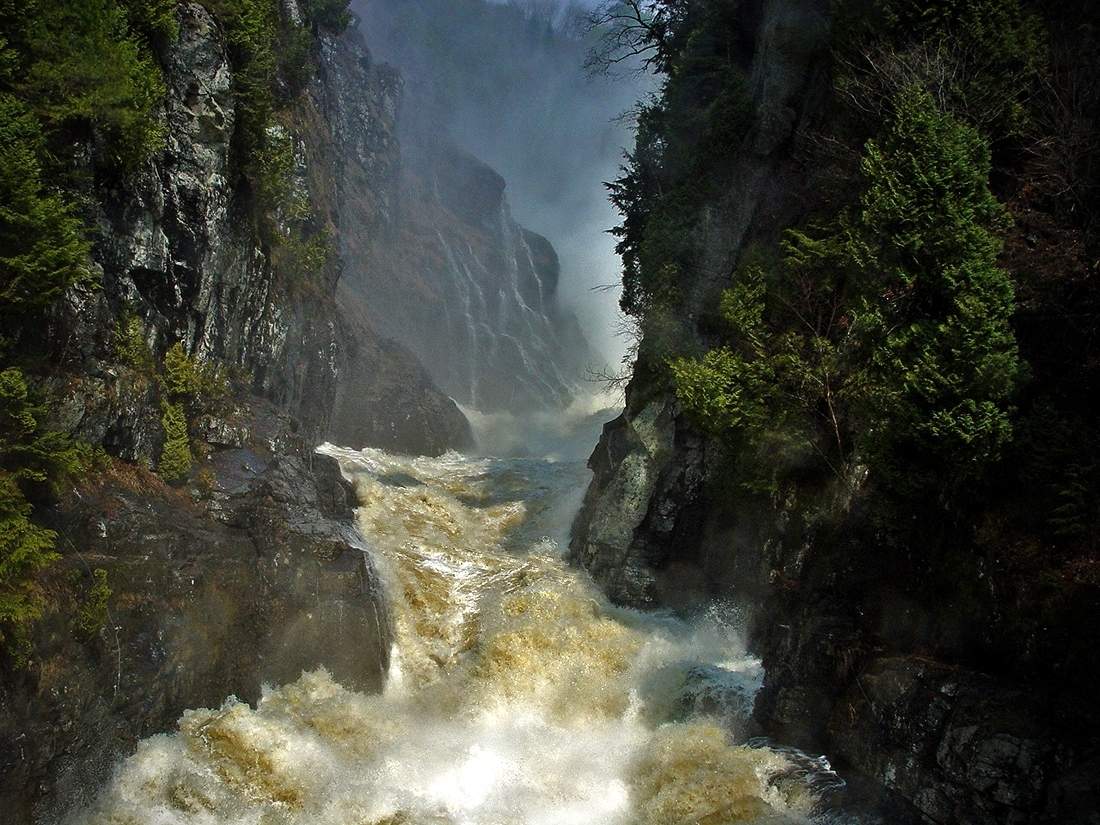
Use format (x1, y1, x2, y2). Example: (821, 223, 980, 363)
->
(67, 446, 852, 825)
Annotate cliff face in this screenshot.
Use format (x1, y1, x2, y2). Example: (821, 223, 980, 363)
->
(339, 132, 595, 415)
(0, 5, 463, 820)
(571, 0, 832, 608)
(569, 1, 1099, 823)
(313, 24, 474, 453)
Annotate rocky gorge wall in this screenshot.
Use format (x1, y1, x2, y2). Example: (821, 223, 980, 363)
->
(338, 129, 596, 415)
(0, 4, 468, 820)
(569, 1, 1100, 823)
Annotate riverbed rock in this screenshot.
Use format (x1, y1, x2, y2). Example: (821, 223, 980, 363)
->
(0, 401, 391, 824)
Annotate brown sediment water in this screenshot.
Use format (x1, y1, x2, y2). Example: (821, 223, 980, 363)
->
(68, 446, 847, 825)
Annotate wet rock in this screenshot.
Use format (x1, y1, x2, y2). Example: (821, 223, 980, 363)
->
(569, 399, 676, 605)
(824, 657, 1061, 825)
(0, 406, 390, 824)
(566, 1, 1099, 821)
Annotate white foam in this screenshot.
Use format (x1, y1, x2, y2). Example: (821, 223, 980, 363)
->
(69, 448, 853, 825)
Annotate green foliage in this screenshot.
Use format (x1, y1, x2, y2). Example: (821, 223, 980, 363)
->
(671, 88, 1020, 500)
(0, 94, 92, 335)
(113, 314, 154, 373)
(842, 87, 1020, 483)
(0, 471, 57, 663)
(0, 367, 100, 660)
(670, 264, 847, 490)
(158, 343, 227, 483)
(304, 0, 352, 33)
(250, 125, 296, 216)
(5, 0, 167, 169)
(162, 342, 201, 399)
(160, 342, 230, 412)
(278, 23, 315, 98)
(158, 400, 192, 483)
(207, 0, 279, 163)
(198, 0, 326, 232)
(0, 368, 95, 488)
(119, 0, 180, 44)
(73, 567, 111, 638)
(608, 3, 755, 316)
(275, 225, 333, 283)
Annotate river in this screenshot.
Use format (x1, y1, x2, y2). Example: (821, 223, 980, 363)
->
(67, 444, 866, 825)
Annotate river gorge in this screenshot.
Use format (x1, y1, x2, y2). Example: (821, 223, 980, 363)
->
(67, 444, 866, 825)
(1, 1, 1096, 823)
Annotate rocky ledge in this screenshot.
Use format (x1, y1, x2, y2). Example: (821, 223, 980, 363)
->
(0, 400, 390, 824)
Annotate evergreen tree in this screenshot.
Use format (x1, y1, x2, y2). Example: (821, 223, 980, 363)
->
(844, 86, 1020, 488)
(0, 368, 92, 660)
(158, 401, 192, 484)
(0, 94, 90, 338)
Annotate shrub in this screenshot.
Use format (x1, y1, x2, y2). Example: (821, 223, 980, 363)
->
(162, 342, 201, 400)
(305, 0, 352, 33)
(0, 472, 59, 663)
(120, 0, 180, 45)
(205, 0, 279, 179)
(161, 342, 230, 413)
(669, 265, 843, 490)
(0, 367, 99, 661)
(249, 125, 296, 217)
(158, 400, 192, 483)
(73, 567, 111, 638)
(0, 367, 92, 488)
(114, 314, 154, 373)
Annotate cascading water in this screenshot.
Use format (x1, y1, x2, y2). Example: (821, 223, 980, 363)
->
(66, 444, 863, 825)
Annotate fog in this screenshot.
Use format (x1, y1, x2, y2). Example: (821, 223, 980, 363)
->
(352, 0, 651, 372)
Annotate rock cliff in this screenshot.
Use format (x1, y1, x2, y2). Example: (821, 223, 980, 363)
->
(0, 5, 464, 820)
(338, 115, 596, 415)
(569, 1, 1100, 823)
(1, 402, 389, 824)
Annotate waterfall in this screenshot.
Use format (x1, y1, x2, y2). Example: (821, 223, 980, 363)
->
(66, 446, 868, 825)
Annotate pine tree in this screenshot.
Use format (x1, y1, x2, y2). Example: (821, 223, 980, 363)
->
(0, 94, 90, 335)
(158, 401, 192, 484)
(846, 86, 1021, 486)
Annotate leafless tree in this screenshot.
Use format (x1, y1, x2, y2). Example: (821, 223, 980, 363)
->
(1024, 36, 1100, 221)
(583, 0, 675, 77)
(836, 37, 1033, 135)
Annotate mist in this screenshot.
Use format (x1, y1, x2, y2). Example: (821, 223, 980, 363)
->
(352, 0, 651, 372)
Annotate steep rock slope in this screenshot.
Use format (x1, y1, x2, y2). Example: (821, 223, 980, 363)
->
(340, 136, 595, 414)
(570, 1, 1099, 823)
(313, 24, 473, 452)
(0, 5, 456, 820)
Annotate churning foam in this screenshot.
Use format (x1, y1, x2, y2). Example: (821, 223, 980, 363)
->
(68, 447, 847, 825)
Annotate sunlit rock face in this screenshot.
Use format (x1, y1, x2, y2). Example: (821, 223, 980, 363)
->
(80, 2, 343, 444)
